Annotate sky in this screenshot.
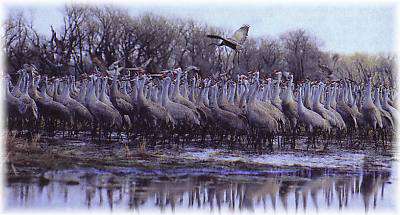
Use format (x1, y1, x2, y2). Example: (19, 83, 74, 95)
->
(3, 1, 397, 54)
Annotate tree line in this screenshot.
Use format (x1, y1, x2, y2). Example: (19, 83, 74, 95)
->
(3, 5, 396, 86)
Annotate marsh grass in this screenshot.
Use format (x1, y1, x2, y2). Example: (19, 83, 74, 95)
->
(138, 138, 147, 155)
(6, 131, 17, 149)
(123, 143, 133, 159)
(31, 134, 41, 149)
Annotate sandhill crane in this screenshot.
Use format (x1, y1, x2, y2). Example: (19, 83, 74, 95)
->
(98, 77, 133, 131)
(244, 81, 279, 150)
(325, 85, 347, 131)
(373, 87, 394, 147)
(58, 81, 94, 130)
(373, 87, 393, 128)
(170, 69, 198, 110)
(336, 82, 359, 130)
(358, 77, 384, 148)
(98, 77, 113, 107)
(77, 80, 88, 105)
(85, 78, 122, 140)
(297, 85, 331, 150)
(188, 77, 198, 103)
(311, 82, 339, 129)
(5, 76, 23, 129)
(110, 76, 136, 127)
(207, 24, 250, 51)
(258, 80, 287, 129)
(218, 80, 243, 115)
(227, 80, 236, 105)
(361, 77, 383, 136)
(52, 78, 63, 103)
(281, 74, 299, 148)
(11, 70, 25, 98)
(207, 24, 250, 64)
(69, 76, 79, 99)
(209, 84, 248, 142)
(382, 88, 398, 122)
(17, 75, 39, 138)
(181, 72, 189, 99)
(136, 75, 175, 131)
(271, 71, 283, 111)
(37, 81, 72, 134)
(196, 84, 217, 143)
(147, 83, 159, 104)
(161, 77, 200, 128)
(303, 82, 313, 110)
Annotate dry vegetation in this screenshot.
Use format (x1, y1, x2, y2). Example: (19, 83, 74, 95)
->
(3, 6, 395, 85)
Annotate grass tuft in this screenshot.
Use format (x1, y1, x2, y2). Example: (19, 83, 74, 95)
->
(138, 138, 147, 155)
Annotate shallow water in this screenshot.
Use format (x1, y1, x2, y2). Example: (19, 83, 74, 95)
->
(5, 166, 396, 213)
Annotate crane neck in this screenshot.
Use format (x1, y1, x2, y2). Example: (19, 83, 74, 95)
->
(286, 81, 294, 102)
(265, 81, 272, 101)
(228, 82, 235, 104)
(121, 82, 128, 95)
(261, 85, 268, 102)
(39, 84, 49, 99)
(189, 78, 196, 102)
(204, 87, 210, 107)
(181, 76, 188, 99)
(297, 86, 304, 110)
(86, 81, 96, 104)
(248, 82, 259, 105)
(239, 84, 250, 108)
(173, 71, 181, 97)
(209, 85, 218, 108)
(161, 78, 171, 107)
(221, 81, 228, 102)
(273, 82, 281, 100)
(374, 88, 382, 108)
(365, 79, 373, 103)
(383, 89, 390, 105)
(138, 78, 147, 102)
(6, 80, 13, 97)
(348, 84, 354, 105)
(78, 82, 86, 103)
(132, 78, 139, 101)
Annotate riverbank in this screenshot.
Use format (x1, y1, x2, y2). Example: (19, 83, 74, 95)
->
(6, 132, 395, 182)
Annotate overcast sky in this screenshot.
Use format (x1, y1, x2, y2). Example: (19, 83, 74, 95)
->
(3, 1, 397, 54)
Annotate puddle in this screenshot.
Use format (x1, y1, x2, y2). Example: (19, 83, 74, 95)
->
(5, 166, 396, 213)
(180, 147, 393, 171)
(6, 135, 396, 213)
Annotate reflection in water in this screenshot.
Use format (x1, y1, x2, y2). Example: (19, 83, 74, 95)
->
(6, 169, 394, 212)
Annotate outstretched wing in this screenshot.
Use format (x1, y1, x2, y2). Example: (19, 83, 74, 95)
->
(90, 53, 107, 72)
(108, 60, 121, 70)
(140, 58, 152, 69)
(206, 34, 226, 40)
(231, 25, 250, 45)
(318, 63, 333, 75)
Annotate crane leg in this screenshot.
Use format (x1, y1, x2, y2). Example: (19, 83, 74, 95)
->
(306, 132, 311, 151)
(268, 135, 274, 152)
(291, 126, 296, 150)
(373, 130, 378, 150)
(381, 128, 386, 150)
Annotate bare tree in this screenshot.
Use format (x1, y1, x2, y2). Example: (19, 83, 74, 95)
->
(280, 29, 323, 82)
(4, 6, 396, 87)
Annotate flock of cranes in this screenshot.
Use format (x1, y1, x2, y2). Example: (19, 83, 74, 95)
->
(5, 64, 397, 151)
